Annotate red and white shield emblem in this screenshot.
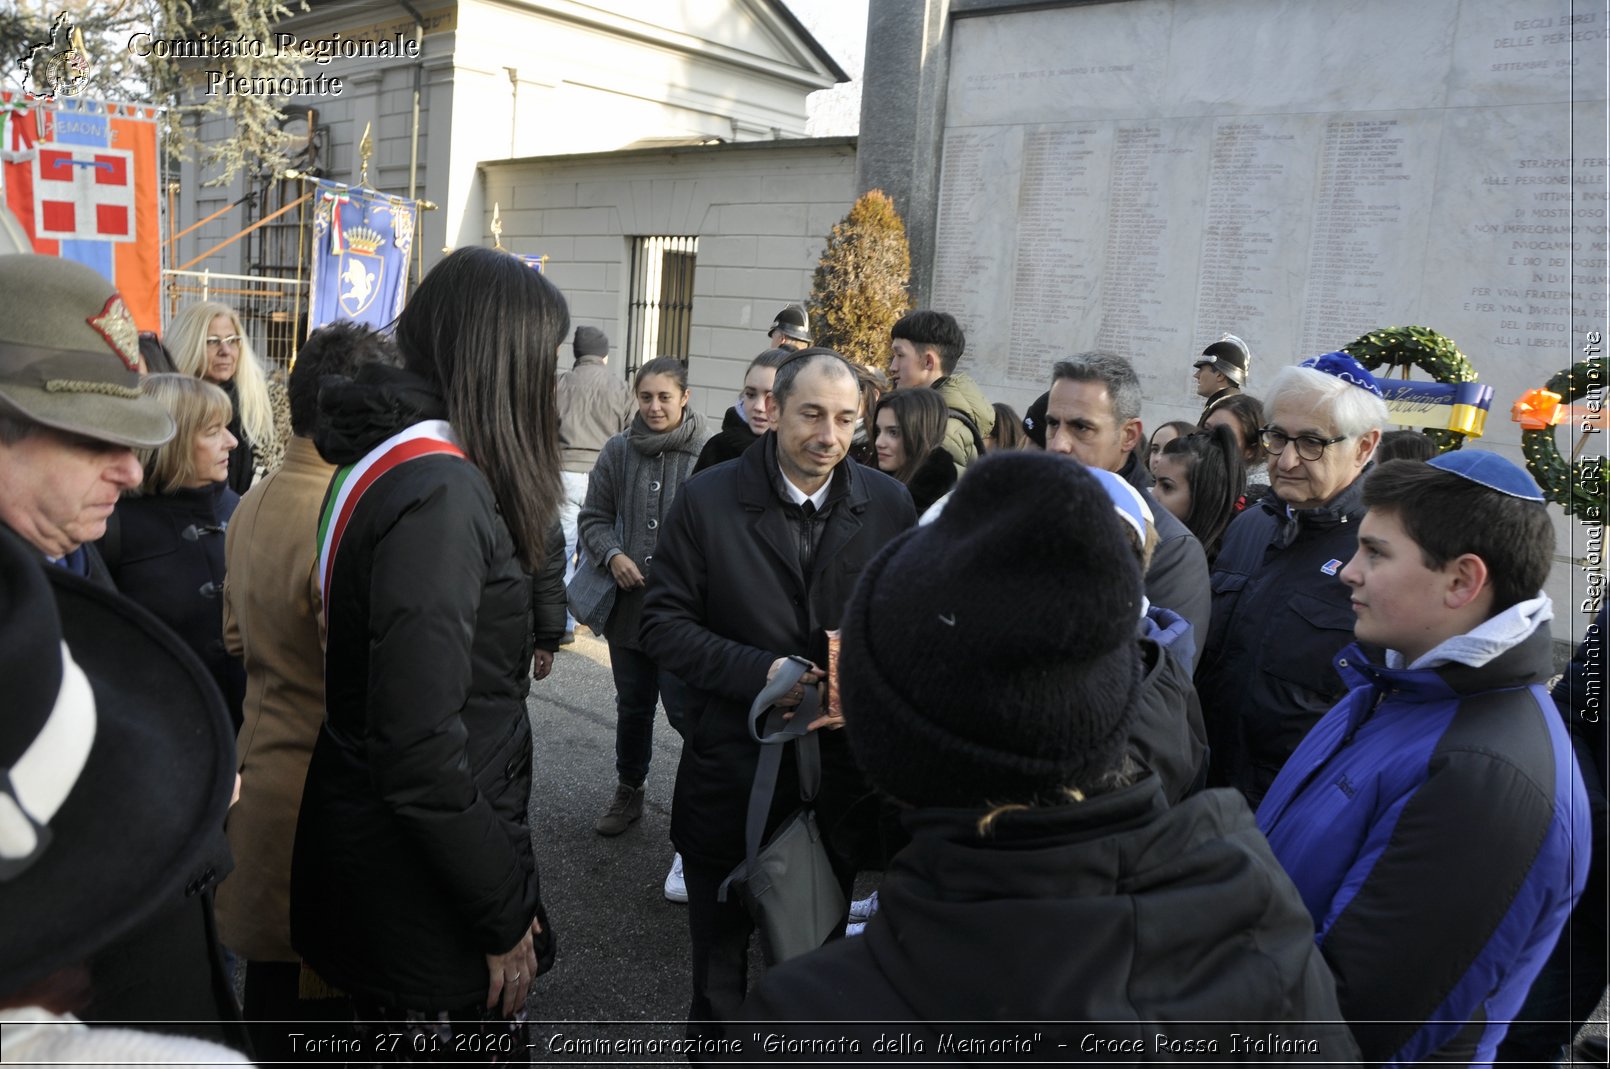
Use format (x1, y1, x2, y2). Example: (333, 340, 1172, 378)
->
(33, 145, 135, 243)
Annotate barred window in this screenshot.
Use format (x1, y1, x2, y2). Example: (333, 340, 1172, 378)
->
(626, 235, 697, 374)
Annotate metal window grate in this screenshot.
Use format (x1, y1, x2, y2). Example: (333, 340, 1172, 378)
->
(626, 235, 698, 374)
(162, 269, 309, 375)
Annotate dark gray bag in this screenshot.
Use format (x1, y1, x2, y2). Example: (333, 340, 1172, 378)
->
(564, 546, 617, 632)
(718, 657, 847, 965)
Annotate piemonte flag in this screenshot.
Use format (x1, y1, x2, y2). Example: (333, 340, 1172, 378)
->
(0, 92, 161, 331)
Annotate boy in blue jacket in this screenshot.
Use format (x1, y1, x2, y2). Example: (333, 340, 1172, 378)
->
(1257, 451, 1590, 1068)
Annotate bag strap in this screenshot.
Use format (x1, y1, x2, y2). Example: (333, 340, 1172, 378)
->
(949, 407, 988, 459)
(718, 658, 822, 902)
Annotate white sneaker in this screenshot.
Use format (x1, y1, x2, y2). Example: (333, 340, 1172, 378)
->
(663, 852, 688, 904)
(848, 890, 879, 922)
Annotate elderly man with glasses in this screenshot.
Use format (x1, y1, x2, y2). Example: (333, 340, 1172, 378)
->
(1194, 352, 1387, 807)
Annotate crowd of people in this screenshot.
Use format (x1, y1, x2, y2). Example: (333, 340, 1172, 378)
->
(0, 248, 1602, 1069)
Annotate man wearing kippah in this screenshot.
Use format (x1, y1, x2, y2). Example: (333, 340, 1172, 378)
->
(1195, 352, 1388, 806)
(1257, 451, 1590, 1067)
(0, 254, 244, 1047)
(640, 348, 915, 1041)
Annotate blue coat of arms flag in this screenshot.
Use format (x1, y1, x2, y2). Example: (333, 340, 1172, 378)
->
(307, 179, 413, 335)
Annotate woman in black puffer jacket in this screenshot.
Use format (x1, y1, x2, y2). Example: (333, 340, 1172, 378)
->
(290, 248, 567, 1060)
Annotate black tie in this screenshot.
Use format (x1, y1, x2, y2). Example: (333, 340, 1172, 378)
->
(799, 500, 818, 576)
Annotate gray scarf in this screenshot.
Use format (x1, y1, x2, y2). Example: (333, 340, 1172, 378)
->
(627, 407, 705, 457)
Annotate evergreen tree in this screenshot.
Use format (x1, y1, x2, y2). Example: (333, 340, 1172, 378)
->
(808, 189, 911, 368)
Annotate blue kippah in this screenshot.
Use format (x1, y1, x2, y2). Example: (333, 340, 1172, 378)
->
(1301, 351, 1384, 398)
(1085, 466, 1152, 545)
(1426, 450, 1545, 502)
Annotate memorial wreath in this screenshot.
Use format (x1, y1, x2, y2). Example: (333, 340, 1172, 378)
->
(1512, 357, 1606, 520)
(1343, 326, 1478, 455)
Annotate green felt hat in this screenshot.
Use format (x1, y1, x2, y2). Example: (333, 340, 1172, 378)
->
(0, 255, 173, 448)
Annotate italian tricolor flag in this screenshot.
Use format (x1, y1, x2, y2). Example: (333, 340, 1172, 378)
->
(315, 419, 465, 627)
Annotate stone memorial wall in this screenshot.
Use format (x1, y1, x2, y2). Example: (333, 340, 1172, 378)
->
(931, 0, 1608, 441)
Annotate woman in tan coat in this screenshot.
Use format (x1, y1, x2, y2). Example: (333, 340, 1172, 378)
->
(216, 323, 397, 1059)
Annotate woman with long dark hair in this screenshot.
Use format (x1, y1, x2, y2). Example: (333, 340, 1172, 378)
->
(1200, 392, 1270, 510)
(1150, 424, 1246, 564)
(873, 388, 954, 515)
(291, 248, 569, 1060)
(987, 401, 1026, 451)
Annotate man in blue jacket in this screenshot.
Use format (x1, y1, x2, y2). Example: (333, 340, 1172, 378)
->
(1257, 451, 1590, 1067)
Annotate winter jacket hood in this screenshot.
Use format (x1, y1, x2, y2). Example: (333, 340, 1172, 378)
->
(1390, 594, 1552, 671)
(692, 405, 761, 474)
(314, 364, 448, 467)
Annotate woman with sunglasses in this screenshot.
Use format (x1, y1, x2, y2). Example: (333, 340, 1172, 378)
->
(167, 302, 291, 493)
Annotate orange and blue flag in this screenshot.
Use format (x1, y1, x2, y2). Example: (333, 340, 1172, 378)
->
(1, 92, 161, 331)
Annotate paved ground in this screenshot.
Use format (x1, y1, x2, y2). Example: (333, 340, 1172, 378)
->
(521, 631, 705, 1053)
(522, 635, 1606, 1063)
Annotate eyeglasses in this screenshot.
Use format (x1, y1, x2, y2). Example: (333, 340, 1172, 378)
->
(206, 334, 242, 349)
(1259, 426, 1347, 461)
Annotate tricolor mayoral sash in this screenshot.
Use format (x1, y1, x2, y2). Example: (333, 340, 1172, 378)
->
(315, 420, 465, 628)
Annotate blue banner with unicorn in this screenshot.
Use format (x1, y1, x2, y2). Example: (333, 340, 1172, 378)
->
(307, 179, 414, 335)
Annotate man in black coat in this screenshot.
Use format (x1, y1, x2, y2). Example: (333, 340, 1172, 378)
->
(1043, 352, 1211, 666)
(640, 348, 916, 1039)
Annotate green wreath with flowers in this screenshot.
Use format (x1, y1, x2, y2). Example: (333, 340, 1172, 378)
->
(1516, 357, 1606, 519)
(1342, 326, 1477, 455)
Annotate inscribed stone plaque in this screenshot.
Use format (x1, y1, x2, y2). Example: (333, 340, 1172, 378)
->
(932, 0, 1608, 443)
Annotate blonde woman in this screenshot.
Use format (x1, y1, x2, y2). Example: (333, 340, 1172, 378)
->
(97, 373, 245, 728)
(167, 301, 290, 491)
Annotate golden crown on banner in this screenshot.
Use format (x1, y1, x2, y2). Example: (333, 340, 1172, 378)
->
(344, 225, 383, 255)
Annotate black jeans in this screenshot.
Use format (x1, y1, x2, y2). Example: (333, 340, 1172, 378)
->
(608, 640, 688, 788)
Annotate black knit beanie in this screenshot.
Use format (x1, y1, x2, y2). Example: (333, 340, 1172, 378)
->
(1021, 390, 1050, 449)
(573, 326, 609, 358)
(841, 452, 1143, 808)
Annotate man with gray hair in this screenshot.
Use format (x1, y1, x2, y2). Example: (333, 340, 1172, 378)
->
(1043, 352, 1211, 664)
(1195, 352, 1388, 807)
(0, 253, 244, 1047)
